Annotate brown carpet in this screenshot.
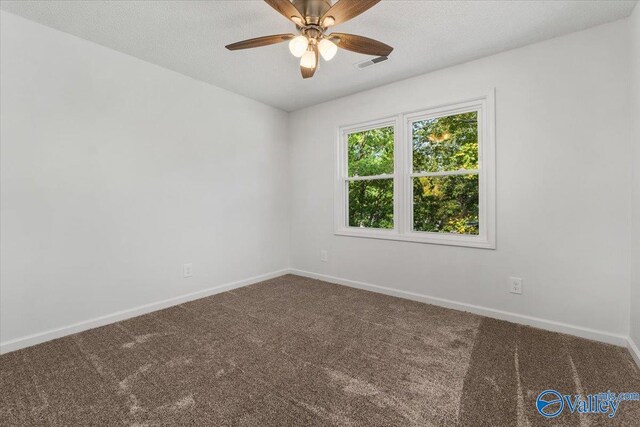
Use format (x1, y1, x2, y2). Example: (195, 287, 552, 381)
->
(1, 274, 639, 426)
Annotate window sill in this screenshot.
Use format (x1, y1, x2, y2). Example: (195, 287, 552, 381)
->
(334, 228, 496, 249)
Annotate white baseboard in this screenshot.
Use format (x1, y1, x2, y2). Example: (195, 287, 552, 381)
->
(289, 269, 629, 347)
(0, 269, 289, 355)
(3, 267, 637, 366)
(628, 338, 640, 369)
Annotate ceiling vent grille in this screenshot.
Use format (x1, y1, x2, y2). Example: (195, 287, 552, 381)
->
(354, 56, 389, 69)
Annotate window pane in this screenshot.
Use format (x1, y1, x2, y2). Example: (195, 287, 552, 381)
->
(348, 179, 393, 229)
(413, 174, 479, 234)
(348, 126, 394, 177)
(412, 112, 478, 173)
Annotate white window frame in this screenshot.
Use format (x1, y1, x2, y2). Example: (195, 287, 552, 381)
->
(334, 116, 400, 238)
(334, 90, 496, 249)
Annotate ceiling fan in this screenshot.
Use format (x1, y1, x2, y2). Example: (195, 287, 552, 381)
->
(225, 0, 393, 79)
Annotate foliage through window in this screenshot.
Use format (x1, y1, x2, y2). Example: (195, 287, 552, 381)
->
(411, 112, 479, 235)
(336, 93, 495, 249)
(347, 126, 394, 229)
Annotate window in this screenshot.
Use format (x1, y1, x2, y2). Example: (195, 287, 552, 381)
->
(346, 123, 395, 230)
(410, 111, 479, 235)
(335, 92, 495, 248)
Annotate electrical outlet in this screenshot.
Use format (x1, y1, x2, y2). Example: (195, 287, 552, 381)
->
(320, 250, 328, 262)
(183, 263, 193, 278)
(509, 277, 523, 294)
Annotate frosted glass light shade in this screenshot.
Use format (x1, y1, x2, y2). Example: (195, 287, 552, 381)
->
(300, 49, 317, 69)
(322, 16, 335, 27)
(318, 39, 338, 61)
(289, 36, 309, 57)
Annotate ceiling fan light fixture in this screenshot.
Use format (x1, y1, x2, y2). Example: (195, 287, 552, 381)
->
(300, 48, 317, 69)
(289, 35, 309, 57)
(318, 38, 338, 61)
(226, 0, 392, 79)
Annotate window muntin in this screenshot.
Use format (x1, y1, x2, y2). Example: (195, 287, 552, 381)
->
(345, 125, 395, 230)
(335, 92, 495, 249)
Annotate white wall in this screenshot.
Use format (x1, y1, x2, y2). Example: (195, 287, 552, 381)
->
(289, 19, 632, 341)
(630, 4, 640, 349)
(1, 9, 637, 353)
(0, 12, 290, 347)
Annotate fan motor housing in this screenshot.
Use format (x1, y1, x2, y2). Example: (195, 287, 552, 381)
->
(292, 0, 332, 24)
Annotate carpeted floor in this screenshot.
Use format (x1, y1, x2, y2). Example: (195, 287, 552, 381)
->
(1, 274, 639, 426)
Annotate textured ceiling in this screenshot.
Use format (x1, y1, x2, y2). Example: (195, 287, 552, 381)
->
(1, 0, 637, 111)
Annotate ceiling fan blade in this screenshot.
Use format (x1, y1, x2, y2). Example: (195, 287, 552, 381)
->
(225, 34, 295, 50)
(301, 45, 319, 79)
(321, 0, 381, 27)
(264, 0, 306, 25)
(328, 33, 393, 56)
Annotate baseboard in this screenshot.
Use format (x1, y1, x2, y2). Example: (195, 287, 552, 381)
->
(289, 269, 629, 347)
(0, 269, 289, 354)
(628, 338, 640, 368)
(3, 267, 634, 360)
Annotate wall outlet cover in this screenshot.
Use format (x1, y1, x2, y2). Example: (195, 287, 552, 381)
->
(509, 277, 523, 294)
(183, 263, 193, 278)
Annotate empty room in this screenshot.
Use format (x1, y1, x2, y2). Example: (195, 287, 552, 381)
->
(1, 0, 640, 425)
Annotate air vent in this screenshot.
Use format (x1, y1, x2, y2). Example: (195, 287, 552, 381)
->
(354, 56, 389, 69)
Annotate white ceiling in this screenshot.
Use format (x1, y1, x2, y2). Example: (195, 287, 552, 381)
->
(1, 0, 637, 111)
